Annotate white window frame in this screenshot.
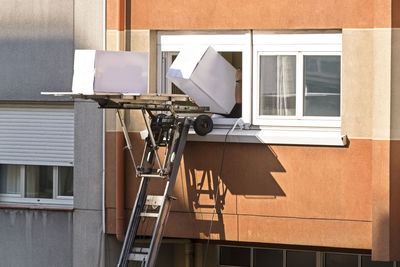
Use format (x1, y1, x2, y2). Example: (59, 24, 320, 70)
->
(160, 51, 179, 95)
(0, 164, 73, 207)
(157, 31, 252, 125)
(253, 32, 342, 128)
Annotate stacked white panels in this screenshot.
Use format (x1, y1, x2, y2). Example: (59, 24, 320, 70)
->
(72, 50, 149, 94)
(166, 46, 236, 114)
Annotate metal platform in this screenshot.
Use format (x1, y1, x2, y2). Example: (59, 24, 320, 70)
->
(42, 92, 210, 113)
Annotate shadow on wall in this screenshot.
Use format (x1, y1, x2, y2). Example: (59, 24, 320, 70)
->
(183, 141, 286, 239)
(372, 210, 390, 260)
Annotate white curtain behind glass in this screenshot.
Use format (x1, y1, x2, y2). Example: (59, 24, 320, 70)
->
(277, 56, 296, 115)
(260, 55, 296, 116)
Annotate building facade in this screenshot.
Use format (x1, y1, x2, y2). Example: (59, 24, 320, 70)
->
(104, 0, 400, 266)
(1, 0, 400, 267)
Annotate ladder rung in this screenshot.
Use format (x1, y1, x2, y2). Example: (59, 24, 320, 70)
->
(145, 195, 164, 206)
(132, 247, 149, 253)
(139, 173, 167, 178)
(129, 253, 147, 262)
(140, 212, 159, 218)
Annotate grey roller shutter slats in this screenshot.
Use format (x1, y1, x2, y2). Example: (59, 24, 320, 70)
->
(0, 107, 74, 166)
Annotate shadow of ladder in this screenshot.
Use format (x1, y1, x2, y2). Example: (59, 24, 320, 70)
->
(192, 169, 227, 240)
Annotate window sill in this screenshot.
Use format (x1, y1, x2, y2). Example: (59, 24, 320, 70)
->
(187, 127, 348, 146)
(0, 203, 73, 211)
(0, 197, 73, 210)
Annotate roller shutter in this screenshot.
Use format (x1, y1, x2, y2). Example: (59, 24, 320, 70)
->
(0, 106, 74, 166)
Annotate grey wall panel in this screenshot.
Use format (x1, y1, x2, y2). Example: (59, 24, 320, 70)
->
(0, 0, 74, 101)
(104, 234, 122, 266)
(73, 100, 103, 211)
(72, 0, 106, 265)
(73, 100, 105, 267)
(0, 209, 73, 267)
(73, 209, 104, 267)
(74, 0, 104, 50)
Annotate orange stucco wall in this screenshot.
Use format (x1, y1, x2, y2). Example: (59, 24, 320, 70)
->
(105, 133, 373, 249)
(106, 0, 394, 30)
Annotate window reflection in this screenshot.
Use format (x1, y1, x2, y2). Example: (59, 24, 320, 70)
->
(303, 56, 341, 116)
(25, 165, 53, 198)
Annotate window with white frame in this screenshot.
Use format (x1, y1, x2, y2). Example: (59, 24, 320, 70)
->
(0, 164, 73, 205)
(253, 33, 342, 127)
(0, 105, 74, 206)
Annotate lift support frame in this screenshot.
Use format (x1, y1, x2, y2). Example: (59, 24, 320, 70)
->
(45, 93, 210, 267)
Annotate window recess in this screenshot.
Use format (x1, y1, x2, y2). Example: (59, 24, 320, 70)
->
(157, 31, 252, 124)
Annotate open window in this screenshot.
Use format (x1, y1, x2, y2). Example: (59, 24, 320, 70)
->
(157, 31, 252, 124)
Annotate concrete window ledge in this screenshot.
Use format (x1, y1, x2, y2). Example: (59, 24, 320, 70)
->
(0, 203, 73, 211)
(187, 128, 348, 147)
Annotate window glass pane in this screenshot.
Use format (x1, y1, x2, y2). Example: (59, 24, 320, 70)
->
(286, 250, 316, 267)
(220, 52, 243, 118)
(58, 167, 73, 197)
(0, 164, 20, 194)
(254, 248, 283, 267)
(259, 55, 296, 116)
(220, 246, 250, 267)
(325, 253, 358, 267)
(25, 165, 53, 198)
(361, 256, 393, 267)
(303, 56, 341, 116)
(170, 54, 182, 95)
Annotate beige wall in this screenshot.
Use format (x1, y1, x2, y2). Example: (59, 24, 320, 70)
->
(339, 28, 400, 261)
(341, 29, 374, 139)
(342, 28, 400, 141)
(341, 29, 394, 140)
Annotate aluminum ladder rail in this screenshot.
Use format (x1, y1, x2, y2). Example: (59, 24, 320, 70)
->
(117, 109, 191, 267)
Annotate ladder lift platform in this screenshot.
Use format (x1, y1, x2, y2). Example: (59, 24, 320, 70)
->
(43, 92, 213, 267)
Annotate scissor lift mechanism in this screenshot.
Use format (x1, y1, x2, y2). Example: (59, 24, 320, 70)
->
(55, 93, 212, 267)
